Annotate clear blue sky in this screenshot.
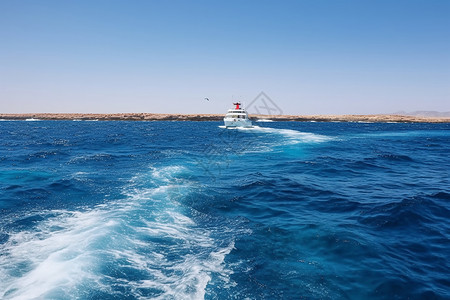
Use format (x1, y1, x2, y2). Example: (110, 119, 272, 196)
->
(1, 0, 449, 114)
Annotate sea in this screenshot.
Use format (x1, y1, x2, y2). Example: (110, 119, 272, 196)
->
(0, 120, 449, 300)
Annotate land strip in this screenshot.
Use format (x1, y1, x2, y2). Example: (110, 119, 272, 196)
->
(1, 113, 449, 123)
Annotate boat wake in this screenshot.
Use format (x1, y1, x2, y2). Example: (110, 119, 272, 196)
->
(0, 166, 234, 300)
(220, 125, 332, 144)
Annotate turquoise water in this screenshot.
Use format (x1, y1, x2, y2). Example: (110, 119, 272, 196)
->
(0, 121, 449, 299)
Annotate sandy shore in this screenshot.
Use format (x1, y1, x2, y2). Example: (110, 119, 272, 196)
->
(1, 113, 449, 123)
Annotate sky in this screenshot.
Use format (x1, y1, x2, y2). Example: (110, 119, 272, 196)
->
(0, 0, 449, 115)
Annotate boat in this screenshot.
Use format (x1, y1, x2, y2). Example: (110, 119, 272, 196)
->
(223, 102, 253, 128)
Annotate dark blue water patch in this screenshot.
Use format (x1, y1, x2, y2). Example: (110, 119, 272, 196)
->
(308, 197, 362, 214)
(5, 213, 47, 231)
(376, 153, 415, 162)
(0, 232, 9, 244)
(352, 193, 450, 298)
(347, 159, 392, 171)
(226, 224, 372, 299)
(3, 184, 24, 191)
(358, 194, 450, 230)
(431, 191, 450, 201)
(1, 176, 99, 213)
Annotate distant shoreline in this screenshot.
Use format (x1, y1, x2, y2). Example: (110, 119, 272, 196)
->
(1, 113, 450, 123)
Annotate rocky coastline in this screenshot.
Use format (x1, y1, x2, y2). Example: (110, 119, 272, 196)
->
(1, 113, 449, 123)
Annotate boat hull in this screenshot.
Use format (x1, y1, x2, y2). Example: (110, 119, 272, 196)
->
(223, 118, 253, 128)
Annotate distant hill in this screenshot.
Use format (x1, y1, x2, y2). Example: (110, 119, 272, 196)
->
(393, 111, 450, 117)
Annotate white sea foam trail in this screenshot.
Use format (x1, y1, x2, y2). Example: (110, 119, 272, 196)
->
(0, 209, 112, 299)
(0, 166, 233, 300)
(232, 125, 333, 144)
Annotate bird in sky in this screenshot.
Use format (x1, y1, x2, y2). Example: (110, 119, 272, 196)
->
(204, 97, 210, 101)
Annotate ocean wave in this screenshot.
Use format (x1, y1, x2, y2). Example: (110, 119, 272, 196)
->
(376, 153, 414, 162)
(358, 195, 448, 229)
(0, 165, 234, 299)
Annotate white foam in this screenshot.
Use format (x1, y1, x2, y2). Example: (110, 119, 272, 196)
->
(124, 240, 235, 300)
(236, 125, 333, 144)
(0, 209, 110, 299)
(150, 165, 185, 182)
(0, 165, 234, 300)
(68, 153, 112, 163)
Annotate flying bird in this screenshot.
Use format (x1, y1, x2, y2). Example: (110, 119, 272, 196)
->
(204, 97, 210, 101)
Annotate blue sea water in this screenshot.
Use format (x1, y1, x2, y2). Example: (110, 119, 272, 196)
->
(0, 120, 449, 299)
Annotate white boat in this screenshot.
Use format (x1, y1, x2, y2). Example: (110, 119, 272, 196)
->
(224, 102, 253, 128)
